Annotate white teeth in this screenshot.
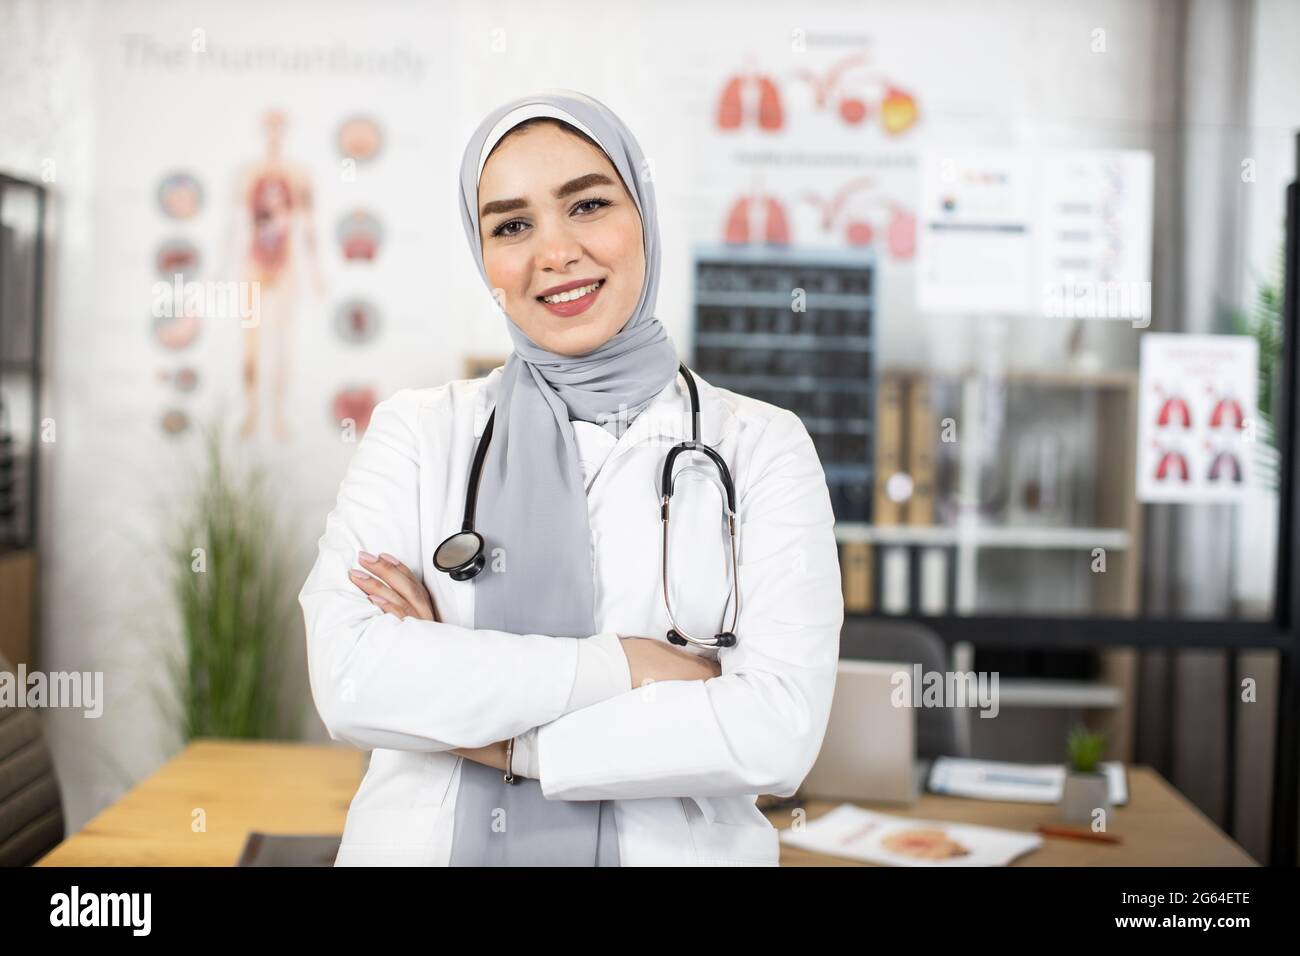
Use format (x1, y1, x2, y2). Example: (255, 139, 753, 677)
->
(541, 280, 602, 304)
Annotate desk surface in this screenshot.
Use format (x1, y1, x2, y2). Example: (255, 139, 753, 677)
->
(38, 739, 363, 867)
(38, 740, 1256, 867)
(767, 770, 1258, 866)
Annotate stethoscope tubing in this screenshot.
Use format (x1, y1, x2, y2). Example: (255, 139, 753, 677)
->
(434, 362, 740, 648)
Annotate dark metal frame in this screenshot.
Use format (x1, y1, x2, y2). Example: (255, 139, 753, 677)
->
(0, 172, 47, 658)
(1267, 134, 1300, 868)
(846, 135, 1300, 867)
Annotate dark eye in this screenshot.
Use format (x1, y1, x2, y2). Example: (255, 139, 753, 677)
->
(573, 198, 611, 215)
(491, 219, 528, 238)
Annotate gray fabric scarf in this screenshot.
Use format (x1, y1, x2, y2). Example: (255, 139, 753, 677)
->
(449, 89, 680, 865)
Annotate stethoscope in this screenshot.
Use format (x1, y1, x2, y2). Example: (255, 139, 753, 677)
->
(433, 362, 740, 649)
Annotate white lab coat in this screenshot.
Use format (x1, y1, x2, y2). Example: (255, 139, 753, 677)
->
(299, 365, 844, 866)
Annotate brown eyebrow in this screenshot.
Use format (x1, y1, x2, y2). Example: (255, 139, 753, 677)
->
(479, 172, 616, 219)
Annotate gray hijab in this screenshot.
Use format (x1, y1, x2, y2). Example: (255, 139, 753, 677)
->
(449, 89, 679, 865)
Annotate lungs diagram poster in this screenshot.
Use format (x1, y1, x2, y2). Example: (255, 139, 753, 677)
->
(1137, 334, 1258, 503)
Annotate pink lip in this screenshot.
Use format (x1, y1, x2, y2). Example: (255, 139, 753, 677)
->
(537, 276, 603, 298)
(538, 278, 605, 318)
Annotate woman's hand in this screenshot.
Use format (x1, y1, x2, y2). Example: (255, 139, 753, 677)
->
(619, 637, 722, 687)
(349, 551, 440, 622)
(350, 551, 512, 770)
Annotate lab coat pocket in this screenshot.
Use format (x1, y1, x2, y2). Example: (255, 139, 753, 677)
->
(335, 751, 458, 866)
(335, 806, 446, 866)
(681, 797, 780, 866)
(334, 839, 442, 867)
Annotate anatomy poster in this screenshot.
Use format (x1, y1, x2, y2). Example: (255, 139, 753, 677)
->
(704, 49, 922, 257)
(680, 27, 927, 361)
(230, 109, 325, 442)
(1137, 334, 1258, 503)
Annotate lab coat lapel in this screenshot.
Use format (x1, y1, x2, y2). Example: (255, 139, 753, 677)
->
(473, 366, 738, 454)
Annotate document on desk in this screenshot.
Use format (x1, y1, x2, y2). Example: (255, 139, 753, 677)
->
(781, 804, 1042, 866)
(927, 757, 1129, 805)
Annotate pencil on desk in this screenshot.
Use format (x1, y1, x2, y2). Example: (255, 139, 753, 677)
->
(1036, 824, 1123, 844)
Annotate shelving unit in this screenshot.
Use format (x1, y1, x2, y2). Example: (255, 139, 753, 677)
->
(690, 243, 876, 522)
(687, 245, 1148, 762)
(835, 369, 1140, 613)
(836, 367, 1142, 760)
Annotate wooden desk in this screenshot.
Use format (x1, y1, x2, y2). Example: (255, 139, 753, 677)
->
(765, 767, 1258, 866)
(38, 741, 1255, 866)
(37, 739, 364, 867)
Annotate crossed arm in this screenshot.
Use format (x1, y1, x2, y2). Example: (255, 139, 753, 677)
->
(300, 390, 842, 800)
(344, 549, 720, 774)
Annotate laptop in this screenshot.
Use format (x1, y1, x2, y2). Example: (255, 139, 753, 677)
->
(801, 659, 930, 805)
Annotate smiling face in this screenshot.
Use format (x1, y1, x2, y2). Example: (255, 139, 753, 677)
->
(477, 121, 646, 357)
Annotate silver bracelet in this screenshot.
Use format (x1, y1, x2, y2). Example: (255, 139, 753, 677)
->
(504, 736, 517, 785)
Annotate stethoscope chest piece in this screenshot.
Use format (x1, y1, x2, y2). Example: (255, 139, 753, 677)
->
(433, 529, 487, 581)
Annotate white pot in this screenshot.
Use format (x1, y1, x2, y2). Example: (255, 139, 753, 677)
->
(1060, 770, 1111, 826)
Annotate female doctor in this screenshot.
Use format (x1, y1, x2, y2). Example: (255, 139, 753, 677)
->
(299, 89, 844, 866)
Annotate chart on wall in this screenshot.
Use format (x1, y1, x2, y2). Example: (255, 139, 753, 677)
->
(94, 4, 452, 450)
(915, 150, 1153, 322)
(698, 46, 922, 259)
(1136, 333, 1258, 503)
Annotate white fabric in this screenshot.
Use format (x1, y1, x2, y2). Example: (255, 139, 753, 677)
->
(301, 366, 844, 866)
(475, 104, 607, 184)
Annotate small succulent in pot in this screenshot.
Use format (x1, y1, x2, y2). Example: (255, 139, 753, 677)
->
(1060, 725, 1111, 826)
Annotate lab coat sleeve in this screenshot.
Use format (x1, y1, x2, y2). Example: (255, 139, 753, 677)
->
(299, 389, 631, 753)
(533, 408, 844, 800)
(510, 726, 542, 779)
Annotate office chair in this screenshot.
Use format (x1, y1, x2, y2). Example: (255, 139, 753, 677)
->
(839, 618, 972, 760)
(0, 651, 65, 866)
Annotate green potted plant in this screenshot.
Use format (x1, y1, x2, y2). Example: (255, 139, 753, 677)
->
(1060, 725, 1110, 826)
(162, 418, 299, 741)
(1221, 243, 1284, 615)
(1222, 240, 1284, 477)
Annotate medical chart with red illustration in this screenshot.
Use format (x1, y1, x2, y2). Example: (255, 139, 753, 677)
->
(1137, 333, 1259, 503)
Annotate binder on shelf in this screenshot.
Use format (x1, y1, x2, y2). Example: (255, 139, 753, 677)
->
(907, 374, 936, 526)
(840, 541, 874, 613)
(919, 546, 949, 615)
(874, 372, 906, 525)
(879, 545, 911, 615)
